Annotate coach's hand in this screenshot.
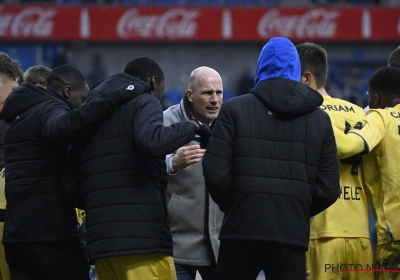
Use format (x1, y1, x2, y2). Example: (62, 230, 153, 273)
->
(172, 145, 206, 170)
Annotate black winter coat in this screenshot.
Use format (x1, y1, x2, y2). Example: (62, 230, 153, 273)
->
(203, 78, 341, 249)
(77, 73, 198, 261)
(2, 79, 144, 243)
(2, 83, 79, 242)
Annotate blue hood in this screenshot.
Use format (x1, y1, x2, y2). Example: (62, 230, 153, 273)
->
(255, 37, 301, 86)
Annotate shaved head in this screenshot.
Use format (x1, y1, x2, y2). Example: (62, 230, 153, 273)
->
(188, 66, 222, 91)
(186, 66, 223, 125)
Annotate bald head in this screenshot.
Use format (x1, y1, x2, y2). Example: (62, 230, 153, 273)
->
(186, 66, 223, 125)
(188, 66, 222, 91)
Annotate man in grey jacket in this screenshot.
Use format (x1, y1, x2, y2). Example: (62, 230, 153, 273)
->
(163, 66, 224, 280)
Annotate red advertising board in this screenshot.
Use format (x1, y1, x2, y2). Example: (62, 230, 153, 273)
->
(0, 5, 399, 41)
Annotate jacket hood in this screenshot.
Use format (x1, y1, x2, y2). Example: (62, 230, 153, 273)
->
(2, 83, 63, 123)
(88, 73, 151, 101)
(251, 77, 323, 116)
(255, 37, 301, 86)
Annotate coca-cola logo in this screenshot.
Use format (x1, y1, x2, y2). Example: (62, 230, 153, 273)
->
(257, 9, 339, 39)
(0, 7, 57, 38)
(116, 8, 200, 39)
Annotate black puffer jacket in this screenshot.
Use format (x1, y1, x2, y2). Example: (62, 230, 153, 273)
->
(2, 77, 148, 243)
(203, 78, 341, 250)
(77, 73, 198, 261)
(2, 83, 79, 242)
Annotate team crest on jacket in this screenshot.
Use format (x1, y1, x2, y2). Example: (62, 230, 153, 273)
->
(353, 121, 364, 130)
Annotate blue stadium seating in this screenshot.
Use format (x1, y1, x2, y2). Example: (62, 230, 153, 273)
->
(164, 89, 184, 105)
(121, 0, 132, 4)
(224, 0, 237, 5)
(223, 89, 234, 101)
(190, 0, 205, 5)
(207, 0, 221, 5)
(242, 0, 257, 5)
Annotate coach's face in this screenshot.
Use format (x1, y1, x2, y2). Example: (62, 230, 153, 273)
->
(186, 69, 223, 125)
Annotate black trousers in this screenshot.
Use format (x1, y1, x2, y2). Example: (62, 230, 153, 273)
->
(4, 239, 89, 280)
(216, 239, 306, 280)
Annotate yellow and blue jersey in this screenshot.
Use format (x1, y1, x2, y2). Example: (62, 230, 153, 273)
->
(310, 96, 370, 239)
(348, 104, 400, 245)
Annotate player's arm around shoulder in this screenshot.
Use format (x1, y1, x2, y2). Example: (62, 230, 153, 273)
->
(134, 94, 197, 157)
(341, 109, 389, 156)
(41, 98, 74, 143)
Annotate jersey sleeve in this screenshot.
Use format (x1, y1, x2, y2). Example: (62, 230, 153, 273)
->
(348, 110, 387, 153)
(332, 125, 365, 159)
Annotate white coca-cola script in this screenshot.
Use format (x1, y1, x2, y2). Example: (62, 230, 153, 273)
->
(0, 7, 57, 37)
(257, 9, 339, 39)
(116, 8, 200, 39)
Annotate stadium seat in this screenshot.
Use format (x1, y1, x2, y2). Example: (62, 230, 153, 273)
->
(258, 0, 274, 4)
(354, 0, 370, 4)
(136, 0, 153, 5)
(242, 0, 256, 5)
(169, 0, 185, 5)
(66, 0, 82, 4)
(189, 0, 205, 5)
(224, 0, 237, 5)
(207, 0, 221, 5)
(155, 0, 169, 5)
(121, 0, 134, 4)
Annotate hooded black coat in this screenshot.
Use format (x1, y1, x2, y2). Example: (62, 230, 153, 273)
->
(2, 77, 149, 243)
(203, 77, 341, 250)
(77, 73, 198, 261)
(203, 37, 340, 250)
(2, 83, 80, 243)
